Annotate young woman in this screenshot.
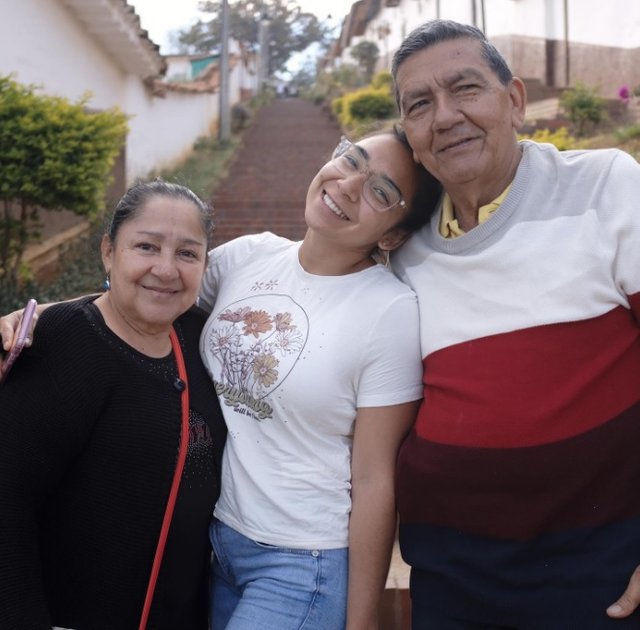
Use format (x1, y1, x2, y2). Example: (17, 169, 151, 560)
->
(199, 128, 441, 629)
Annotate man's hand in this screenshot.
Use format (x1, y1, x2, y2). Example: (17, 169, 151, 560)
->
(607, 565, 640, 618)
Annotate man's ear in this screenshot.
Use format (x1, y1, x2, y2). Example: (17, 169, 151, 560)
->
(378, 228, 410, 253)
(510, 76, 527, 130)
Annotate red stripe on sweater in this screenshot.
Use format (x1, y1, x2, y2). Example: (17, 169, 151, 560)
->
(416, 306, 640, 448)
(397, 402, 640, 540)
(630, 291, 640, 325)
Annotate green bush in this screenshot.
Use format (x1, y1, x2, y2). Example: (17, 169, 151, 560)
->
(518, 127, 580, 150)
(370, 71, 393, 91)
(331, 96, 344, 118)
(559, 82, 605, 136)
(0, 75, 128, 289)
(349, 90, 396, 120)
(615, 123, 640, 142)
(337, 88, 396, 128)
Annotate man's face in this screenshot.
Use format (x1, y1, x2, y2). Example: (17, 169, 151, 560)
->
(395, 38, 526, 195)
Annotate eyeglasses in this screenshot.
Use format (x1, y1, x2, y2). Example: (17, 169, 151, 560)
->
(330, 137, 407, 212)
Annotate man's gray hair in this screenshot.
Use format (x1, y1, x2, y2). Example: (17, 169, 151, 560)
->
(392, 20, 513, 106)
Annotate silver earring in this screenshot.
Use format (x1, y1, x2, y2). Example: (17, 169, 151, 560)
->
(103, 272, 111, 291)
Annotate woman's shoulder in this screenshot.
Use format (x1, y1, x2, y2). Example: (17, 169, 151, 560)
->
(37, 295, 99, 335)
(367, 266, 417, 300)
(211, 232, 295, 264)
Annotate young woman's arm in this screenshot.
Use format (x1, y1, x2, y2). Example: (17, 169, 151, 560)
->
(346, 400, 419, 630)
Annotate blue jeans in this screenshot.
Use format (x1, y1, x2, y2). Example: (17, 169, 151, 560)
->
(209, 519, 348, 629)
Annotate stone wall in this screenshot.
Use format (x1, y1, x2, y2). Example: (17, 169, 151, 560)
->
(493, 34, 640, 98)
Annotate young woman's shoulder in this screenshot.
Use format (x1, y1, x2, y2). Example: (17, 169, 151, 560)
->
(369, 265, 418, 300)
(211, 231, 295, 264)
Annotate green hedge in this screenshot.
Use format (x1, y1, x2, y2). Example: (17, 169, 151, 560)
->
(0, 75, 128, 288)
(332, 87, 396, 128)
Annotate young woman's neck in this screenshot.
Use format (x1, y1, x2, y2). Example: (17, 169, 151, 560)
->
(298, 234, 376, 276)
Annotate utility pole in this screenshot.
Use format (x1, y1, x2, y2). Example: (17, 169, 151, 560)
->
(218, 0, 231, 143)
(564, 0, 570, 86)
(257, 13, 270, 93)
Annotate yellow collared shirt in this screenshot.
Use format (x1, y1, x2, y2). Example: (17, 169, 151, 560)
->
(439, 185, 512, 238)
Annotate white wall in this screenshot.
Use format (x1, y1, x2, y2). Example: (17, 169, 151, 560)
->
(0, 0, 250, 185)
(124, 78, 219, 181)
(488, 0, 640, 48)
(0, 0, 126, 106)
(339, 0, 640, 75)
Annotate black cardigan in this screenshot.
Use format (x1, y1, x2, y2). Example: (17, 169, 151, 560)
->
(0, 297, 226, 629)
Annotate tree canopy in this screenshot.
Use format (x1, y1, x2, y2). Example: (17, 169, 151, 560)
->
(350, 40, 380, 82)
(175, 0, 331, 74)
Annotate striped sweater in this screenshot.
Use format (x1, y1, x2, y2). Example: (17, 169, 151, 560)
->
(392, 140, 640, 619)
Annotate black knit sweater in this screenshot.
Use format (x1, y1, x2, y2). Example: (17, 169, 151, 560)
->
(0, 297, 226, 629)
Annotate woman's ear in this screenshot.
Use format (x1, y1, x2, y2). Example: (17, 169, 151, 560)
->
(100, 234, 113, 273)
(378, 228, 410, 253)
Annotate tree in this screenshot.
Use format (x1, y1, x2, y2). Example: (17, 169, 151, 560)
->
(175, 0, 331, 74)
(0, 76, 128, 288)
(350, 40, 379, 82)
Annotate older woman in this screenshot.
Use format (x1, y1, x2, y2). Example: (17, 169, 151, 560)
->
(0, 181, 226, 629)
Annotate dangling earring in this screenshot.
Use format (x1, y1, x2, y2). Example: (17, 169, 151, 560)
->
(378, 241, 391, 269)
(383, 249, 390, 269)
(103, 271, 111, 291)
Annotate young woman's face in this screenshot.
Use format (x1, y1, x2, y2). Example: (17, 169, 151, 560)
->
(305, 134, 418, 251)
(102, 195, 208, 334)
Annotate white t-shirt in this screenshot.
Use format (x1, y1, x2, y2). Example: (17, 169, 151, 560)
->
(199, 232, 423, 549)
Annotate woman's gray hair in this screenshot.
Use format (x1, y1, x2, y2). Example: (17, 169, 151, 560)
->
(106, 179, 214, 249)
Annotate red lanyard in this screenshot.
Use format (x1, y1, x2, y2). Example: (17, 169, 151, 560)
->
(139, 326, 190, 630)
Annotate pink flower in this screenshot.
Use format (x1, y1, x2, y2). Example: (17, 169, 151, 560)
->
(618, 85, 631, 104)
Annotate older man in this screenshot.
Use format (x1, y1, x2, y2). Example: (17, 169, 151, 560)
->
(391, 19, 640, 628)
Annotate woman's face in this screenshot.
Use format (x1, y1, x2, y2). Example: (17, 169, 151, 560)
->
(305, 134, 418, 251)
(101, 194, 207, 334)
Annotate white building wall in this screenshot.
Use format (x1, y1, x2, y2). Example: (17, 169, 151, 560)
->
(165, 56, 194, 82)
(123, 78, 219, 182)
(0, 0, 250, 185)
(339, 0, 640, 69)
(0, 0, 126, 107)
(487, 0, 640, 48)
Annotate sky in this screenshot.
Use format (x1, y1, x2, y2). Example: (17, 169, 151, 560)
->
(129, 0, 351, 54)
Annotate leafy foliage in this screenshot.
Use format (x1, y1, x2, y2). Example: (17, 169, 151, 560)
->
(370, 71, 393, 91)
(333, 88, 396, 128)
(350, 40, 379, 82)
(615, 123, 640, 142)
(559, 81, 605, 136)
(0, 75, 127, 288)
(176, 0, 330, 74)
(518, 127, 580, 151)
